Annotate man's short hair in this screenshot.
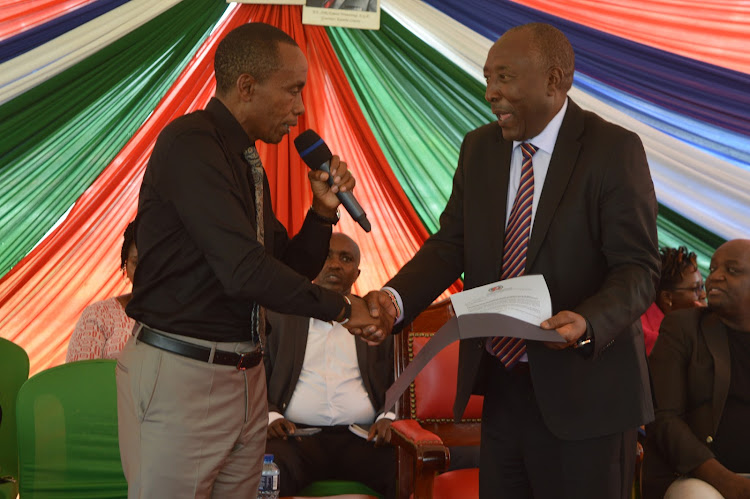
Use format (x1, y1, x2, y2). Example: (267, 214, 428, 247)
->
(506, 23, 575, 91)
(214, 23, 299, 95)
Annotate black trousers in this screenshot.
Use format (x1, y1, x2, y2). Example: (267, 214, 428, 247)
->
(479, 356, 638, 499)
(265, 424, 396, 499)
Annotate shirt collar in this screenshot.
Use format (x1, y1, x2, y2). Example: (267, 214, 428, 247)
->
(206, 97, 254, 153)
(513, 97, 568, 155)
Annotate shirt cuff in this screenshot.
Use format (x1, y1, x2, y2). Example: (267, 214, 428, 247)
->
(376, 412, 396, 422)
(381, 286, 404, 325)
(268, 411, 284, 426)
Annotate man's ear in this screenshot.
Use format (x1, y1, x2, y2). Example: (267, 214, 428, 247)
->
(236, 73, 256, 101)
(547, 66, 564, 95)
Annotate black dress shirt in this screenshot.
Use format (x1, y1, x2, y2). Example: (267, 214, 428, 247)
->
(712, 327, 750, 473)
(127, 98, 344, 341)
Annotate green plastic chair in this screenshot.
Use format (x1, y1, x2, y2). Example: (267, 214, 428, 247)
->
(16, 359, 127, 498)
(299, 480, 382, 497)
(0, 337, 30, 499)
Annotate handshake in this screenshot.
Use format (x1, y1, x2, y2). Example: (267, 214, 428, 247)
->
(339, 291, 398, 345)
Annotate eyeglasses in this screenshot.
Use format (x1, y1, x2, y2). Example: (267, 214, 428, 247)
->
(671, 283, 705, 295)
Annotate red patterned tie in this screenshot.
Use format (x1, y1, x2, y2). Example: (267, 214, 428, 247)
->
(489, 143, 537, 368)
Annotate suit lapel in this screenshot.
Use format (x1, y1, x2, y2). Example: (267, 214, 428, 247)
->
(355, 335, 381, 411)
(526, 100, 584, 269)
(355, 336, 371, 385)
(290, 315, 310, 385)
(702, 313, 731, 433)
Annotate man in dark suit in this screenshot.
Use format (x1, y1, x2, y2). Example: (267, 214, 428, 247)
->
(643, 239, 750, 499)
(265, 233, 396, 498)
(364, 23, 659, 499)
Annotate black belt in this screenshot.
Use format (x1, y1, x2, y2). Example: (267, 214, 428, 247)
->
(137, 326, 262, 370)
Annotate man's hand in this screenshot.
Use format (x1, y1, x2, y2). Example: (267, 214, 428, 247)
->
(720, 476, 750, 499)
(268, 418, 297, 440)
(695, 458, 750, 499)
(363, 290, 397, 321)
(540, 310, 587, 350)
(367, 418, 393, 447)
(342, 294, 394, 346)
(345, 290, 396, 344)
(308, 155, 355, 217)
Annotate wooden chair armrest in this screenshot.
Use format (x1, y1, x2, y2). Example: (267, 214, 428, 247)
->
(391, 420, 450, 499)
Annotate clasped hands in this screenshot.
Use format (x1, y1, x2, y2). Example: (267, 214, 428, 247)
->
(341, 291, 398, 346)
(343, 294, 591, 349)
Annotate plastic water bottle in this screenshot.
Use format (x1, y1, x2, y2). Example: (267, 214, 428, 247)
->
(257, 453, 280, 499)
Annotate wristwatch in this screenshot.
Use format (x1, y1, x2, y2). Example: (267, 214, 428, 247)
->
(309, 206, 340, 225)
(335, 295, 352, 325)
(574, 322, 594, 358)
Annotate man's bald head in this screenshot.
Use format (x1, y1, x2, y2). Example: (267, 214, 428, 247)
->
(706, 238, 750, 331)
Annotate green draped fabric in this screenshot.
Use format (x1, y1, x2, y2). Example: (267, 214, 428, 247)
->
(0, 0, 228, 277)
(328, 11, 722, 274)
(327, 13, 489, 234)
(653, 205, 725, 275)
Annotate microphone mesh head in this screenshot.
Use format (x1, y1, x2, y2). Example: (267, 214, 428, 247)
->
(294, 130, 332, 170)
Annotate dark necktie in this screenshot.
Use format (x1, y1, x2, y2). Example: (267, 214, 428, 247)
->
(488, 143, 537, 368)
(243, 146, 266, 349)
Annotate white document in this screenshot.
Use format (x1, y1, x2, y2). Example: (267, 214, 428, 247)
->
(384, 276, 561, 412)
(450, 274, 552, 326)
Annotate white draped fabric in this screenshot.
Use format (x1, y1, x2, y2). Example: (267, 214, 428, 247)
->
(0, 0, 181, 104)
(383, 0, 750, 241)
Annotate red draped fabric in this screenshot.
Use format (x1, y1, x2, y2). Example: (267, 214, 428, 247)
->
(0, 4, 453, 375)
(0, 0, 97, 40)
(512, 0, 750, 74)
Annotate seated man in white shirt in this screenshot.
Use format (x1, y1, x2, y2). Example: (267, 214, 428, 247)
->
(264, 233, 396, 498)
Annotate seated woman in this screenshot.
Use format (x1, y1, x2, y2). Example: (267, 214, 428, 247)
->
(641, 246, 705, 355)
(66, 222, 137, 362)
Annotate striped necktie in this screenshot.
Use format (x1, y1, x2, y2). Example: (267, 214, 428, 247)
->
(489, 142, 537, 368)
(243, 146, 266, 350)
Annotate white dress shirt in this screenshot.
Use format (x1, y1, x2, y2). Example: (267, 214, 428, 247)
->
(268, 318, 393, 426)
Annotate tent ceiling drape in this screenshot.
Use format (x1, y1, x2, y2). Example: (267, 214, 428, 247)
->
(0, 0, 746, 375)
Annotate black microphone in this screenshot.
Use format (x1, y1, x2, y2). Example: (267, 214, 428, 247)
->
(294, 130, 371, 233)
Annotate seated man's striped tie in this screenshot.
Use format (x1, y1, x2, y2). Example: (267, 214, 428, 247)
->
(488, 142, 537, 368)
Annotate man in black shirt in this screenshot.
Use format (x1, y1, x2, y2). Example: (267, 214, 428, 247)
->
(116, 23, 387, 498)
(644, 239, 750, 499)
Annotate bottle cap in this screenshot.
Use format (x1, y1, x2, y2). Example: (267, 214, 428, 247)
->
(263, 454, 274, 463)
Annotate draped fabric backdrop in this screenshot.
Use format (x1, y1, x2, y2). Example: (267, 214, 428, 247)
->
(1, 0, 748, 374)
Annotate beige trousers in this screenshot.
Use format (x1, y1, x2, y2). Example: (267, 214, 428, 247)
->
(116, 330, 267, 498)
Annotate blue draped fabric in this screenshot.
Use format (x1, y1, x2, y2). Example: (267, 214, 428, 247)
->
(423, 0, 750, 136)
(0, 0, 130, 63)
(574, 73, 750, 170)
